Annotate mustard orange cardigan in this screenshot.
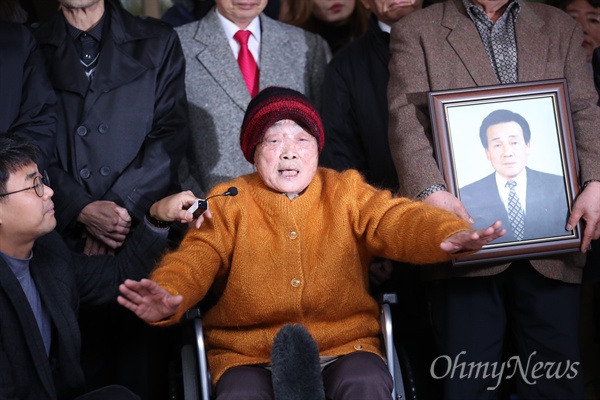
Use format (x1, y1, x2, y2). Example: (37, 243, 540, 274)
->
(151, 168, 471, 384)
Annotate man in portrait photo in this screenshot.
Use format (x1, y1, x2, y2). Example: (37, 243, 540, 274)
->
(459, 109, 570, 243)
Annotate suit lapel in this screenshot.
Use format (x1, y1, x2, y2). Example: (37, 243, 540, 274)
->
(443, 0, 499, 86)
(86, 7, 148, 116)
(85, 37, 147, 115)
(490, 177, 519, 242)
(0, 255, 56, 399)
(39, 7, 149, 113)
(515, 4, 549, 82)
(30, 250, 80, 363)
(524, 168, 545, 224)
(258, 15, 293, 89)
(40, 16, 89, 98)
(193, 11, 251, 111)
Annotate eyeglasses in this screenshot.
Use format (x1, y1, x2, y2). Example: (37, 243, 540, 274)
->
(0, 172, 50, 199)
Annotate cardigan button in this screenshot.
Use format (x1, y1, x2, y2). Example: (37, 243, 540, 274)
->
(290, 278, 301, 288)
(354, 344, 363, 351)
(289, 231, 298, 240)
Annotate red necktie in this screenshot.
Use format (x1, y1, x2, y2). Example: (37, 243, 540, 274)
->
(234, 30, 259, 97)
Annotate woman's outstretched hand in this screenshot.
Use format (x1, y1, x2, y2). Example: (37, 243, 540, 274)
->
(441, 221, 505, 254)
(117, 278, 183, 323)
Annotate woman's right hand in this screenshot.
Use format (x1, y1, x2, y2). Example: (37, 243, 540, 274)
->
(117, 278, 183, 323)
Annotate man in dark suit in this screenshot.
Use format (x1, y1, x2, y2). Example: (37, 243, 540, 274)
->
(0, 21, 56, 172)
(0, 133, 201, 400)
(33, 0, 187, 256)
(32, 0, 188, 397)
(388, 0, 600, 397)
(460, 109, 569, 243)
(320, 0, 422, 191)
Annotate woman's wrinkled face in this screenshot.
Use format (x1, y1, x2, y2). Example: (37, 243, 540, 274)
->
(253, 120, 318, 199)
(312, 0, 356, 25)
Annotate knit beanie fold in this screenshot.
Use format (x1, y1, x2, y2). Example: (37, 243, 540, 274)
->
(240, 87, 325, 163)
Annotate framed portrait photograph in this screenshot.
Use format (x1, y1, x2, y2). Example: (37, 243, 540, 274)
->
(428, 79, 582, 266)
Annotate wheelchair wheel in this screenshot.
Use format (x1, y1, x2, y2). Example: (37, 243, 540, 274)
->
(181, 344, 200, 400)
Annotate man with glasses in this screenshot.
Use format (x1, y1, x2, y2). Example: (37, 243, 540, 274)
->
(1, 172, 47, 197)
(0, 133, 205, 400)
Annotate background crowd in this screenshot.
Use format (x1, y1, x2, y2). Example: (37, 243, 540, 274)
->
(2, 0, 600, 398)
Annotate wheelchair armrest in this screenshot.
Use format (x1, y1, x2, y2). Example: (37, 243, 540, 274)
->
(185, 307, 202, 320)
(378, 292, 398, 305)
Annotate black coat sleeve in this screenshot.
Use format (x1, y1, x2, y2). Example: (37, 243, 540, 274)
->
(0, 22, 57, 172)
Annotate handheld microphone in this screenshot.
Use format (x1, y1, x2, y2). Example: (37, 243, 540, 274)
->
(187, 187, 238, 218)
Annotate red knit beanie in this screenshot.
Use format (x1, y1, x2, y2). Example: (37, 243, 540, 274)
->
(240, 87, 325, 163)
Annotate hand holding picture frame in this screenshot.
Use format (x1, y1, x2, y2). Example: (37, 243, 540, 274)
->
(428, 79, 581, 266)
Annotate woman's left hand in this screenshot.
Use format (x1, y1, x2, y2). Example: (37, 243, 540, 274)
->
(440, 220, 505, 254)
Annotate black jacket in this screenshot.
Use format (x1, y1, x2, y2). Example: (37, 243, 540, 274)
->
(0, 223, 168, 400)
(0, 21, 57, 171)
(33, 0, 188, 247)
(319, 16, 399, 191)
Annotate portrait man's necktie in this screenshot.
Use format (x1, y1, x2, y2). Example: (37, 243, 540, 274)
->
(234, 30, 259, 97)
(506, 181, 525, 240)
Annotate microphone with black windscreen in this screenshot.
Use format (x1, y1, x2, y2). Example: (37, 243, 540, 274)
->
(186, 187, 238, 218)
(220, 187, 238, 197)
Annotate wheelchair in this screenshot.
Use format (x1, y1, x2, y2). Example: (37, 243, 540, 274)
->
(177, 293, 416, 400)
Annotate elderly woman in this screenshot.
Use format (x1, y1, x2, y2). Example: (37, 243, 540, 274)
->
(118, 87, 503, 400)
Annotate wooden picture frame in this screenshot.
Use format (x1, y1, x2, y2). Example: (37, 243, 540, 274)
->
(428, 79, 581, 266)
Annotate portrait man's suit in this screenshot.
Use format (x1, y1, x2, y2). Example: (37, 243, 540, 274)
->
(0, 21, 56, 171)
(388, 0, 600, 397)
(0, 225, 167, 400)
(176, 9, 329, 196)
(460, 168, 569, 243)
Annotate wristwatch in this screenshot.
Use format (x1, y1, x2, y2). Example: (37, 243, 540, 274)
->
(145, 209, 172, 229)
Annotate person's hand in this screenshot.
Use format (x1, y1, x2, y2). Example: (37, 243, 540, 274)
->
(423, 190, 474, 223)
(78, 201, 131, 249)
(83, 234, 113, 256)
(441, 221, 505, 253)
(567, 181, 600, 252)
(117, 279, 183, 323)
(149, 190, 213, 229)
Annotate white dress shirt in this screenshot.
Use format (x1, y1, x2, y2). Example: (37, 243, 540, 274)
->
(216, 9, 262, 67)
